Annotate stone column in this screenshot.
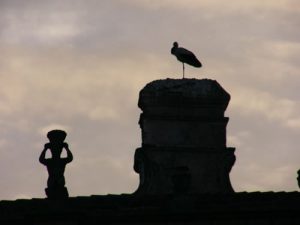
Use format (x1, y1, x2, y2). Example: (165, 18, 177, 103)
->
(133, 78, 235, 194)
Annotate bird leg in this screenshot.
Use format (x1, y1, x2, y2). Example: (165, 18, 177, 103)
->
(182, 63, 185, 79)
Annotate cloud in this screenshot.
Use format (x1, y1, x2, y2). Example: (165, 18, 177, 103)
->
(232, 156, 299, 191)
(286, 118, 300, 129)
(0, 3, 84, 45)
(39, 124, 71, 136)
(128, 0, 300, 12)
(67, 153, 138, 195)
(232, 88, 294, 120)
(227, 131, 252, 148)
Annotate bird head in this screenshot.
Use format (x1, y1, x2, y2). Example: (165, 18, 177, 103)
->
(171, 41, 178, 55)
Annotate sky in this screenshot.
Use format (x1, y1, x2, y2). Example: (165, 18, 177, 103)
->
(0, 0, 300, 200)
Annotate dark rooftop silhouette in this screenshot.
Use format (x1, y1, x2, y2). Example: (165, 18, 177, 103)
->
(0, 192, 300, 224)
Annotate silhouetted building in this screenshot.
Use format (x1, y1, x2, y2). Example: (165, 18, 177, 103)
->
(0, 78, 299, 225)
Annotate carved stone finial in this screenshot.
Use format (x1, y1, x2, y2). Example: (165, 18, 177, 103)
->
(39, 130, 73, 199)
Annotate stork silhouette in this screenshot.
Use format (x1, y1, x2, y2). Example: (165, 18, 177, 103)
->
(171, 42, 202, 79)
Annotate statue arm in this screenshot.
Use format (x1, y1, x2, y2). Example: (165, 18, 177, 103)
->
(64, 143, 73, 163)
(39, 144, 49, 165)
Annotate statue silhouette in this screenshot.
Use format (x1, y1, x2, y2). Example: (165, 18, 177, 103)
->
(39, 130, 73, 199)
(297, 169, 300, 188)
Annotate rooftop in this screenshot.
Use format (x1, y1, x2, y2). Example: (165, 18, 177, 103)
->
(1, 192, 300, 224)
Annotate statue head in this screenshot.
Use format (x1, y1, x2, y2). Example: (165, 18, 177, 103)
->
(47, 130, 67, 159)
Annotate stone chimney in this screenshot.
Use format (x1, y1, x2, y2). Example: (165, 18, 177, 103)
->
(134, 78, 235, 194)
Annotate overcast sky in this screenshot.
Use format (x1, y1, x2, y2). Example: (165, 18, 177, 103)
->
(0, 0, 300, 200)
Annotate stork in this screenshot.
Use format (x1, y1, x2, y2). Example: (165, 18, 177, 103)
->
(171, 42, 202, 79)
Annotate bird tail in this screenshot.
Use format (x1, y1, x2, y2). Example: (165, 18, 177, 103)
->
(194, 59, 202, 68)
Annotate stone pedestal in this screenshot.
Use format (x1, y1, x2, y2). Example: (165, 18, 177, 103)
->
(45, 187, 69, 200)
(134, 78, 235, 194)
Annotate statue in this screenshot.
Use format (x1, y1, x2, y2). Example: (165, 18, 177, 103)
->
(39, 130, 73, 199)
(297, 169, 300, 188)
